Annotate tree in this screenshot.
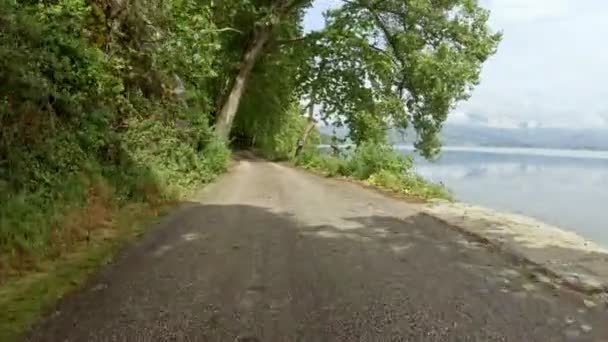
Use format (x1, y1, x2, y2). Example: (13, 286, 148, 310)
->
(207, 0, 500, 157)
(213, 0, 313, 140)
(300, 0, 501, 157)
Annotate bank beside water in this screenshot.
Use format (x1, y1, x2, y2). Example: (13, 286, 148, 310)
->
(314, 144, 608, 295)
(425, 200, 608, 295)
(411, 146, 608, 295)
(408, 146, 608, 247)
(321, 144, 608, 246)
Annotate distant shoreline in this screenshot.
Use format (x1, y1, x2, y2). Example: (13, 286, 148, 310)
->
(319, 144, 608, 160)
(396, 145, 608, 160)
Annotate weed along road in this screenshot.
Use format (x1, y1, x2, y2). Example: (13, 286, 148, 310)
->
(27, 159, 608, 341)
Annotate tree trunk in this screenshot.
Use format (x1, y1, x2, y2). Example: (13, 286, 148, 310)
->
(295, 96, 316, 157)
(215, 27, 272, 140)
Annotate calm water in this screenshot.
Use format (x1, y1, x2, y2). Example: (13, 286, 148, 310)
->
(399, 146, 608, 246)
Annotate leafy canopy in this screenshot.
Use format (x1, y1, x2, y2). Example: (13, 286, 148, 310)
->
(299, 0, 501, 157)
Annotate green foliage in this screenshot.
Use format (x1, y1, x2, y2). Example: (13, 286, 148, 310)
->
(254, 104, 312, 160)
(228, 7, 312, 159)
(346, 142, 412, 179)
(0, 114, 230, 262)
(300, 0, 501, 157)
(0, 0, 496, 269)
(0, 0, 488, 335)
(295, 143, 451, 200)
(348, 110, 388, 145)
(368, 170, 452, 201)
(0, 0, 230, 269)
(0, 195, 174, 342)
(295, 147, 348, 177)
(121, 114, 228, 196)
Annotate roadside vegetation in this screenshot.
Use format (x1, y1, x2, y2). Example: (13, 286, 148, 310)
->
(1, 0, 498, 338)
(295, 143, 452, 200)
(0, 0, 232, 338)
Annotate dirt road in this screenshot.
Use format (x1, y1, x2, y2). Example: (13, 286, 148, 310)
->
(27, 159, 608, 341)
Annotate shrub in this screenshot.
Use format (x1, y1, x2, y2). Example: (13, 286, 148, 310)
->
(294, 143, 451, 201)
(0, 0, 232, 270)
(295, 147, 348, 177)
(346, 142, 412, 180)
(0, 112, 231, 266)
(368, 170, 452, 200)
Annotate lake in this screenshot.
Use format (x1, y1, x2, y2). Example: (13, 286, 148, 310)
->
(398, 146, 608, 246)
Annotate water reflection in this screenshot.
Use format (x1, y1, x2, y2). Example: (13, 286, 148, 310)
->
(410, 149, 608, 246)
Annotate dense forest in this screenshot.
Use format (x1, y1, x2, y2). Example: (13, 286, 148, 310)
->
(0, 0, 499, 333)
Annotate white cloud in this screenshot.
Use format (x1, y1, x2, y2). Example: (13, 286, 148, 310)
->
(458, 0, 608, 128)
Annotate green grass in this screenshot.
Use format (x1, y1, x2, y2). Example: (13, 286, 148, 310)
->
(294, 142, 452, 201)
(1, 114, 229, 263)
(0, 2, 233, 339)
(0, 171, 228, 341)
(0, 202, 172, 341)
(0, 117, 230, 340)
(367, 169, 452, 200)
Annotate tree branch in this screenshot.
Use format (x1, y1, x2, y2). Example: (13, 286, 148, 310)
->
(274, 35, 313, 46)
(369, 11, 404, 66)
(368, 43, 386, 53)
(203, 27, 244, 34)
(282, 0, 314, 14)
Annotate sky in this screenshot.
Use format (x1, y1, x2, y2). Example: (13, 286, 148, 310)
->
(303, 0, 608, 129)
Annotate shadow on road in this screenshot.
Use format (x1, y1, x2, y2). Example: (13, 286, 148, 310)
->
(26, 203, 608, 341)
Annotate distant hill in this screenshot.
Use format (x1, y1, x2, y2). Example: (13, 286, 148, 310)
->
(320, 124, 608, 151)
(430, 125, 608, 151)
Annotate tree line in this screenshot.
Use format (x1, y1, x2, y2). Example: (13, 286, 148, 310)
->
(0, 0, 499, 266)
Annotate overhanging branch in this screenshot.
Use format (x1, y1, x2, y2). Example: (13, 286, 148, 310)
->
(202, 27, 243, 34)
(275, 35, 314, 46)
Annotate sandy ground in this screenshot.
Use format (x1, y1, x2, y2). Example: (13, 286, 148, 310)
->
(27, 158, 608, 341)
(425, 201, 608, 294)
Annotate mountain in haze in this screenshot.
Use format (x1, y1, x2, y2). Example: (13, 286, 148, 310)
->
(428, 125, 608, 150)
(320, 124, 608, 151)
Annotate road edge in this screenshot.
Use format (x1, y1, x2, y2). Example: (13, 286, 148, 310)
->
(287, 161, 608, 300)
(424, 202, 608, 298)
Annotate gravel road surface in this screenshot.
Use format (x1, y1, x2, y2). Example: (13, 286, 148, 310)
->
(27, 159, 608, 341)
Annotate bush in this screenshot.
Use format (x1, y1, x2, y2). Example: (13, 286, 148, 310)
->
(346, 142, 412, 179)
(256, 104, 310, 161)
(0, 113, 230, 266)
(295, 147, 348, 177)
(294, 142, 451, 201)
(368, 170, 452, 200)
(0, 0, 229, 271)
(120, 114, 229, 197)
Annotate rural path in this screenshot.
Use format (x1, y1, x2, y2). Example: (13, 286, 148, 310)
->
(28, 158, 608, 341)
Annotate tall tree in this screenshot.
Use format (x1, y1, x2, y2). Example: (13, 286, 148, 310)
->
(300, 0, 501, 157)
(213, 0, 313, 140)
